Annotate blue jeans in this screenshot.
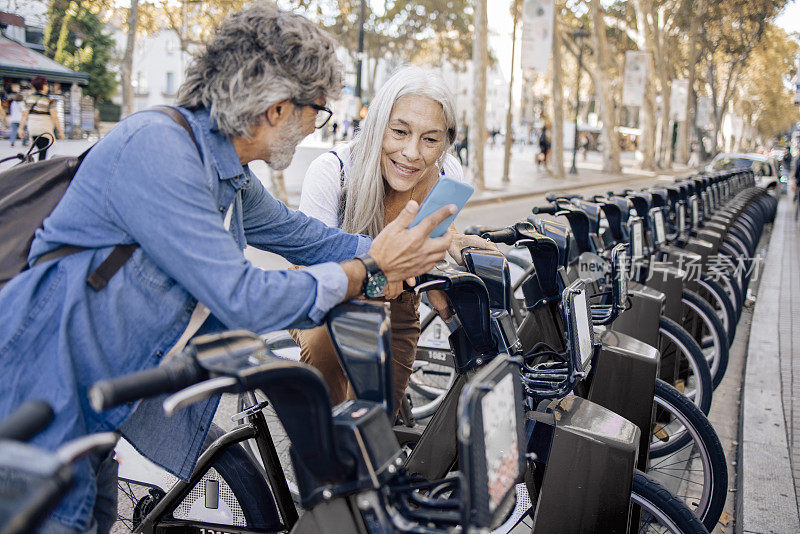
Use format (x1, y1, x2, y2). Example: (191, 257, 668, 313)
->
(9, 122, 19, 145)
(37, 450, 118, 534)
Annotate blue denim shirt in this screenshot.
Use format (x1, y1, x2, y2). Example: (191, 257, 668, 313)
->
(0, 107, 370, 529)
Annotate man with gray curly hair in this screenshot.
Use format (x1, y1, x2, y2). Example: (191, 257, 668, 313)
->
(0, 3, 454, 532)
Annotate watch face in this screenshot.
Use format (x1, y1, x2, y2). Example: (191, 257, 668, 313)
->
(365, 272, 388, 298)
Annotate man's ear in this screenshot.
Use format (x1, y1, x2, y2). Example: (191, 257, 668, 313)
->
(265, 100, 292, 127)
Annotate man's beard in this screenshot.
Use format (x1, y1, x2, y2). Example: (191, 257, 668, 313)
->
(268, 116, 306, 171)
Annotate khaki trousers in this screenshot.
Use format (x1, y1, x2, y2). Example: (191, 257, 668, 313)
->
(289, 291, 421, 416)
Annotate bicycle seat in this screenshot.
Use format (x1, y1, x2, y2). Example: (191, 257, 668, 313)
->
(327, 300, 394, 417)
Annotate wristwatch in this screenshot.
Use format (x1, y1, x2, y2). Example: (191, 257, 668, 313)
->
(355, 254, 388, 298)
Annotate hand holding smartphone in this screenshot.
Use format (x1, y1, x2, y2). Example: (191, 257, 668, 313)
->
(409, 177, 474, 238)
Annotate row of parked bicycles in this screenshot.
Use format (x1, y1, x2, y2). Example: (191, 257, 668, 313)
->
(0, 168, 776, 534)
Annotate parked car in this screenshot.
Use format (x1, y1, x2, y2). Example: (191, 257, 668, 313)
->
(706, 152, 781, 190)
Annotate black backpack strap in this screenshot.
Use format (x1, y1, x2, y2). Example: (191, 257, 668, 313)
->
(151, 105, 202, 153)
(329, 150, 345, 188)
(86, 244, 138, 290)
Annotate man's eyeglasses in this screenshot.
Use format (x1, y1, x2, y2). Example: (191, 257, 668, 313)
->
(295, 102, 333, 129)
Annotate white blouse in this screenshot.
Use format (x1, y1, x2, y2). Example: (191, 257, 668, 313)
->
(299, 143, 464, 229)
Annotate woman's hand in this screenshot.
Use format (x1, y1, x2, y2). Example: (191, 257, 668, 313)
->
(383, 280, 404, 300)
(447, 231, 499, 265)
(428, 289, 454, 322)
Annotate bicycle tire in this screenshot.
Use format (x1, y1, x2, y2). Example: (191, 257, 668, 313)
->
(632, 470, 709, 534)
(648, 380, 727, 531)
(717, 272, 743, 320)
(658, 317, 713, 415)
(696, 277, 737, 345)
(681, 289, 730, 389)
(115, 423, 282, 532)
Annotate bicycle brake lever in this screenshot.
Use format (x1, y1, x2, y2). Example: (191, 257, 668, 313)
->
(163, 376, 238, 417)
(413, 279, 448, 294)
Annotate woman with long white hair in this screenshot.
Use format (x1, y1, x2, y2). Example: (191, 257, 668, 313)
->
(293, 65, 495, 414)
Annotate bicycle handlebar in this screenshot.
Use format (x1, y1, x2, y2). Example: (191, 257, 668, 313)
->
(89, 357, 207, 412)
(479, 227, 517, 245)
(532, 205, 558, 215)
(0, 400, 54, 442)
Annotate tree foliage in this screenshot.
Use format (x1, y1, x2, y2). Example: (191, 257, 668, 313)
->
(43, 0, 117, 101)
(733, 23, 800, 140)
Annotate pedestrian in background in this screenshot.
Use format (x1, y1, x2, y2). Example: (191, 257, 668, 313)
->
(18, 76, 65, 160)
(8, 94, 23, 148)
(455, 117, 468, 165)
(537, 125, 550, 169)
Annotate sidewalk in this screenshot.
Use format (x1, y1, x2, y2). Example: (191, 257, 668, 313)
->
(460, 144, 696, 207)
(0, 138, 696, 208)
(740, 196, 800, 533)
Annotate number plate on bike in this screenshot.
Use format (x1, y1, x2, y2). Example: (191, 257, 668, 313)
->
(651, 208, 666, 245)
(630, 217, 644, 259)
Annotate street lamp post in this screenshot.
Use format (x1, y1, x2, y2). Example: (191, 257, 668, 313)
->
(569, 26, 590, 175)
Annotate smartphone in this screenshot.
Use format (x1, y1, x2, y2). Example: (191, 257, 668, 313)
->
(409, 176, 474, 238)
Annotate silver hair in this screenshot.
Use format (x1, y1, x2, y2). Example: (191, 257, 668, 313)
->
(341, 66, 457, 237)
(177, 2, 343, 138)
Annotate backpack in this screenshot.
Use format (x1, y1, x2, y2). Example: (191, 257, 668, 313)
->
(0, 106, 200, 290)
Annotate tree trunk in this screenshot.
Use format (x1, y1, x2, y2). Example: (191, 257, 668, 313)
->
(677, 11, 700, 164)
(588, 0, 622, 173)
(121, 0, 140, 118)
(550, 14, 565, 178)
(633, 0, 655, 170)
(270, 169, 289, 205)
(469, 0, 488, 190)
(502, 0, 520, 184)
(656, 67, 671, 168)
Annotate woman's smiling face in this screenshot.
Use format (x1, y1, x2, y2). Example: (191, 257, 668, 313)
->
(380, 94, 447, 193)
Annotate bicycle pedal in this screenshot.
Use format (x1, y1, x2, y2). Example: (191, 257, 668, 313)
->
(674, 379, 685, 393)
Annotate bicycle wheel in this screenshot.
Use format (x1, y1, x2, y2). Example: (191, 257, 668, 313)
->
(681, 289, 730, 389)
(648, 380, 727, 531)
(658, 317, 713, 415)
(632, 470, 709, 534)
(413, 304, 457, 419)
(696, 278, 737, 345)
(115, 424, 283, 532)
